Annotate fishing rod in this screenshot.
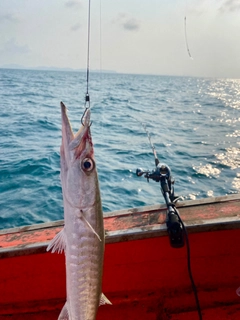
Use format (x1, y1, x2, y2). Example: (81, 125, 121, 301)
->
(136, 126, 202, 319)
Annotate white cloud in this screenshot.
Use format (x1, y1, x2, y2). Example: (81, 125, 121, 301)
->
(114, 13, 141, 32)
(123, 19, 140, 31)
(219, 0, 240, 12)
(65, 1, 82, 9)
(0, 13, 19, 23)
(0, 38, 30, 55)
(71, 23, 81, 31)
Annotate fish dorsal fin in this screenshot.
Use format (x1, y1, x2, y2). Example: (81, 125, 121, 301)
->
(99, 293, 112, 306)
(58, 302, 69, 320)
(46, 228, 66, 254)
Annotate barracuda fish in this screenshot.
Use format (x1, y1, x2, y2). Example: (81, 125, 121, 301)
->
(47, 102, 111, 320)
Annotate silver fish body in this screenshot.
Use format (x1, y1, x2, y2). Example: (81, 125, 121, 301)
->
(47, 102, 110, 320)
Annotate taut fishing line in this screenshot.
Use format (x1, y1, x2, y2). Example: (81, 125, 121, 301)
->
(82, 0, 105, 138)
(142, 124, 159, 166)
(85, 0, 91, 109)
(81, 0, 92, 126)
(98, 0, 105, 135)
(99, 0, 102, 74)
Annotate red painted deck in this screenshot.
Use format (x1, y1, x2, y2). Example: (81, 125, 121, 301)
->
(0, 194, 240, 319)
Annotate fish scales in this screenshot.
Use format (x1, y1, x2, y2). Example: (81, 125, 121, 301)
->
(47, 102, 110, 320)
(66, 210, 103, 319)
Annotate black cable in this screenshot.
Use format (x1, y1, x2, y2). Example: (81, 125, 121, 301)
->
(175, 209, 203, 320)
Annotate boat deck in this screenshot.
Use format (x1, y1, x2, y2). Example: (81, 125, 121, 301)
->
(0, 194, 240, 319)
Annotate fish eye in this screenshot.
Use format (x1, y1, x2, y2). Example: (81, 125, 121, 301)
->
(82, 158, 95, 172)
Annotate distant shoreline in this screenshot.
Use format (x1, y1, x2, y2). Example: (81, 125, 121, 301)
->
(0, 65, 117, 74)
(1, 66, 231, 79)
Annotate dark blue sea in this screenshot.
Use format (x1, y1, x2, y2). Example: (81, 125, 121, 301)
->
(0, 68, 239, 230)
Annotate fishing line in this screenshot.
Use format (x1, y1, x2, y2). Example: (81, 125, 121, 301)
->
(184, 16, 193, 60)
(99, 0, 102, 73)
(85, 0, 91, 108)
(80, 210, 102, 242)
(98, 0, 105, 135)
(81, 0, 91, 126)
(83, 0, 103, 128)
(142, 124, 159, 166)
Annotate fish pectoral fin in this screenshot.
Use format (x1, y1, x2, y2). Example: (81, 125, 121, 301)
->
(58, 301, 69, 320)
(99, 293, 112, 306)
(80, 210, 102, 242)
(46, 228, 66, 254)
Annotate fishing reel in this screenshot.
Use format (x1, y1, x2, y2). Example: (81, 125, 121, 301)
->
(136, 163, 172, 189)
(136, 163, 184, 248)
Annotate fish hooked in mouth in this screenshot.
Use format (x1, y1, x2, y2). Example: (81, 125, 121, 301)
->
(47, 101, 111, 320)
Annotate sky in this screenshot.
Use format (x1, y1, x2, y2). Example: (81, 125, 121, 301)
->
(1, 0, 240, 78)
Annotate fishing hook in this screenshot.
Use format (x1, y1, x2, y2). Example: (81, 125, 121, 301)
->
(81, 93, 92, 127)
(81, 108, 92, 127)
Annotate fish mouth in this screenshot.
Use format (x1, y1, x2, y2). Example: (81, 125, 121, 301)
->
(60, 101, 93, 160)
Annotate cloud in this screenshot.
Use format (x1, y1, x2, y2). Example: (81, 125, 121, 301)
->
(114, 13, 140, 32)
(0, 13, 19, 23)
(71, 23, 81, 31)
(65, 1, 82, 9)
(122, 19, 140, 31)
(219, 0, 240, 12)
(0, 38, 31, 55)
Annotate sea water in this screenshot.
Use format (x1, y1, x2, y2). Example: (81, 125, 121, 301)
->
(0, 68, 239, 229)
